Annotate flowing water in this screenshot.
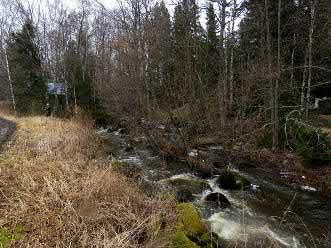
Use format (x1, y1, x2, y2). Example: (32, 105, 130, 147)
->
(97, 127, 331, 248)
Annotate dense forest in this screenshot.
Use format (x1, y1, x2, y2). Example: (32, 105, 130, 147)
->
(1, 0, 330, 152)
(0, 0, 331, 246)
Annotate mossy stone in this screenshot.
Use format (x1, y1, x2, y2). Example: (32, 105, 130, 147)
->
(176, 203, 206, 236)
(172, 231, 201, 248)
(172, 203, 222, 248)
(168, 178, 210, 195)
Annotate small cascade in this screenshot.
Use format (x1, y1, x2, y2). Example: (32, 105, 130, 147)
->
(96, 126, 331, 248)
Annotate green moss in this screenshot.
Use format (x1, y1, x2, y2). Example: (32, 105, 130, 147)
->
(172, 231, 201, 248)
(0, 226, 24, 248)
(172, 203, 221, 248)
(176, 203, 206, 236)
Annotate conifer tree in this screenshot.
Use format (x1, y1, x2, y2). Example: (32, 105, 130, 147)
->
(206, 3, 219, 88)
(7, 19, 47, 114)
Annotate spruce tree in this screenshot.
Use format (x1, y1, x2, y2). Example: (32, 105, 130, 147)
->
(7, 19, 47, 114)
(147, 1, 173, 108)
(206, 3, 219, 88)
(173, 0, 204, 105)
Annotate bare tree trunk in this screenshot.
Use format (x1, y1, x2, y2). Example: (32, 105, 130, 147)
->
(290, 34, 296, 88)
(301, 50, 308, 110)
(264, 0, 275, 150)
(229, 0, 237, 111)
(218, 0, 227, 129)
(4, 48, 16, 114)
(306, 0, 318, 119)
(272, 0, 281, 151)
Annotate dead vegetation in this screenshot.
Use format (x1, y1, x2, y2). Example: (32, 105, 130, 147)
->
(0, 116, 176, 247)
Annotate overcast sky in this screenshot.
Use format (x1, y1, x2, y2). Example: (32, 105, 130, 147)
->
(67, 0, 208, 9)
(66, 0, 209, 16)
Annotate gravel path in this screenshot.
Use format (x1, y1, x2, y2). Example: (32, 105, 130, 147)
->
(0, 116, 16, 149)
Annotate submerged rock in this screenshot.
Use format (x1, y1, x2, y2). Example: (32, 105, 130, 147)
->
(204, 192, 230, 208)
(217, 170, 250, 190)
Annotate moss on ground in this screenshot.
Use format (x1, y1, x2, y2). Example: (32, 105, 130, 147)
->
(0, 226, 24, 247)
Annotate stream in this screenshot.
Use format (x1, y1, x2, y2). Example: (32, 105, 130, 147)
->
(97, 127, 331, 248)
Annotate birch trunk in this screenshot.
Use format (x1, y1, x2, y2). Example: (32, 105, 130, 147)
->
(306, 0, 318, 118)
(264, 0, 275, 149)
(4, 48, 16, 114)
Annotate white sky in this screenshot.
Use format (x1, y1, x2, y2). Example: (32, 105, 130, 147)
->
(66, 0, 208, 9)
(66, 0, 210, 18)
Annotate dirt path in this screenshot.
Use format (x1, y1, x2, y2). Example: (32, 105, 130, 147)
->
(0, 116, 16, 149)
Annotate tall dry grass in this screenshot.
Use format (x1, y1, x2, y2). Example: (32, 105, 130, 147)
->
(0, 116, 175, 247)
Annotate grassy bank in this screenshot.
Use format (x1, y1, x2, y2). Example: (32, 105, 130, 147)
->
(0, 116, 176, 247)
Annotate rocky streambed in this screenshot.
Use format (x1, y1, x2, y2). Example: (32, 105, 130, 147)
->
(97, 126, 331, 248)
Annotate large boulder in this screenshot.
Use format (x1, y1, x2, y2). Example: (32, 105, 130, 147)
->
(217, 170, 250, 190)
(173, 203, 223, 248)
(204, 192, 230, 208)
(167, 177, 211, 194)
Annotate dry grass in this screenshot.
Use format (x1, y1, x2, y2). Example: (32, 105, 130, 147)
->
(0, 102, 12, 116)
(0, 116, 175, 248)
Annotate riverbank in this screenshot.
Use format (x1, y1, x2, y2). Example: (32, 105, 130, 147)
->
(0, 116, 177, 247)
(100, 119, 331, 247)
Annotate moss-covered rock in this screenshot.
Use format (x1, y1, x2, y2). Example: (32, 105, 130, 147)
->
(173, 231, 201, 248)
(172, 203, 221, 248)
(176, 203, 206, 236)
(168, 178, 210, 194)
(217, 170, 250, 190)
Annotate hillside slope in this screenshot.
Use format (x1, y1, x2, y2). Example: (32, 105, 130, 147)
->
(0, 116, 175, 247)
